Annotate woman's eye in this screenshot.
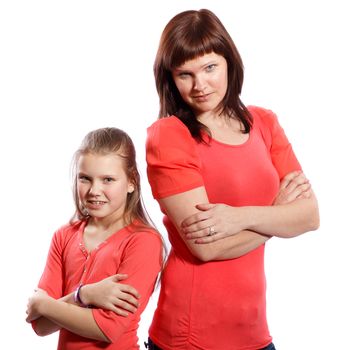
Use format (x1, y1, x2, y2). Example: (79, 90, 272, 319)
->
(104, 177, 114, 183)
(178, 72, 190, 79)
(206, 64, 216, 72)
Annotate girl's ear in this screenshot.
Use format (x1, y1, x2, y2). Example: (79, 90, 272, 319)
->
(127, 183, 135, 193)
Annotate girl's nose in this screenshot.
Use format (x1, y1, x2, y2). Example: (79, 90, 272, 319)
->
(88, 182, 101, 196)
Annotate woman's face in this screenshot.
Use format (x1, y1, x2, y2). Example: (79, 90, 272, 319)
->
(172, 52, 228, 117)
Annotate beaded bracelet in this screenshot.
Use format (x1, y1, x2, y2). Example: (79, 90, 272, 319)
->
(74, 284, 90, 308)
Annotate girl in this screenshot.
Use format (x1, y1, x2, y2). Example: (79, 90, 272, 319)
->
(26, 127, 163, 350)
(144, 9, 319, 350)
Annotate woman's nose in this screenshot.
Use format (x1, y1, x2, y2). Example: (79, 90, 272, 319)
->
(193, 75, 206, 91)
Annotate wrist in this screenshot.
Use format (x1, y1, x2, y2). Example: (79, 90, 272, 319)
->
(243, 206, 258, 231)
(37, 295, 53, 317)
(74, 284, 91, 308)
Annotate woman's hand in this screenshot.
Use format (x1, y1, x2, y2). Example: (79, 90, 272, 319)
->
(181, 203, 246, 244)
(181, 171, 312, 244)
(26, 288, 49, 323)
(273, 170, 311, 205)
(80, 274, 140, 317)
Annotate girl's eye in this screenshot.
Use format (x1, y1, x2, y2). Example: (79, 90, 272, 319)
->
(78, 176, 90, 183)
(104, 177, 115, 183)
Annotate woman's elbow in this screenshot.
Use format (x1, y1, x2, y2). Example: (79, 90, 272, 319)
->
(33, 327, 51, 337)
(307, 197, 320, 231)
(189, 246, 219, 262)
(308, 209, 320, 231)
(297, 195, 320, 235)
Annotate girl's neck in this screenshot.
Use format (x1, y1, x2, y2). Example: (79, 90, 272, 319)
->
(83, 216, 128, 252)
(88, 214, 126, 233)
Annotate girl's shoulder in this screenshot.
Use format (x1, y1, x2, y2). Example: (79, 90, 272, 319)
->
(53, 220, 85, 243)
(126, 222, 162, 243)
(122, 223, 164, 257)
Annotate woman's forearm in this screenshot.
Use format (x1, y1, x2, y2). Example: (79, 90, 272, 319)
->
(201, 230, 270, 261)
(160, 187, 271, 261)
(245, 192, 319, 238)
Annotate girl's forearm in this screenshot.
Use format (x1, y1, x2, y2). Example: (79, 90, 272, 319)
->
(33, 292, 107, 340)
(38, 297, 109, 342)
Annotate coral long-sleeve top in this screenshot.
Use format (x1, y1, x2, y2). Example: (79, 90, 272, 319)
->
(33, 220, 162, 350)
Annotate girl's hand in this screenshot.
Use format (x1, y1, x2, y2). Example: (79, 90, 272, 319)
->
(181, 203, 245, 244)
(26, 288, 49, 323)
(274, 171, 311, 205)
(80, 274, 140, 317)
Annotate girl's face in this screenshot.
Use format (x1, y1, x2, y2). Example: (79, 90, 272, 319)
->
(172, 52, 228, 118)
(77, 153, 134, 223)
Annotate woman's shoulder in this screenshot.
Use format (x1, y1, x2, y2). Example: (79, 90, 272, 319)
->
(248, 105, 277, 122)
(146, 116, 195, 149)
(248, 105, 280, 132)
(148, 116, 191, 138)
(148, 115, 186, 129)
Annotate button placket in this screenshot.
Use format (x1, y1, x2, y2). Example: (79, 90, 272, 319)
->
(79, 241, 90, 284)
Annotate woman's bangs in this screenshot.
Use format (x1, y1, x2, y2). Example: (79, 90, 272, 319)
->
(166, 35, 221, 69)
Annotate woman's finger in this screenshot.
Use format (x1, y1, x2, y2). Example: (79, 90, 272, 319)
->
(181, 211, 211, 228)
(195, 232, 225, 244)
(279, 170, 302, 189)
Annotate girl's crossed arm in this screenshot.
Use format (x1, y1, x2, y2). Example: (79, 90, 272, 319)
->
(27, 274, 140, 339)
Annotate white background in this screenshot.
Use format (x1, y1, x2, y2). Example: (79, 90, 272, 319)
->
(1, 1, 349, 349)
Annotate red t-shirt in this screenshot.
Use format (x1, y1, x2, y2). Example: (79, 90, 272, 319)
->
(33, 220, 162, 350)
(146, 106, 301, 350)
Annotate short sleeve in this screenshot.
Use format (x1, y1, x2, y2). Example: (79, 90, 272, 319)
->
(92, 231, 162, 343)
(146, 117, 204, 199)
(250, 106, 302, 179)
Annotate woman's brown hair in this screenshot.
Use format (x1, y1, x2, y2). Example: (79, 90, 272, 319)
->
(154, 9, 252, 141)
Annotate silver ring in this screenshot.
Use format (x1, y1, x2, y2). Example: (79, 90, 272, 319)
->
(208, 226, 215, 236)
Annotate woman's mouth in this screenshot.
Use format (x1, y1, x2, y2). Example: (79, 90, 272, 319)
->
(193, 93, 211, 102)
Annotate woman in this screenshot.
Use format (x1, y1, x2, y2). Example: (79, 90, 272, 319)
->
(145, 9, 319, 350)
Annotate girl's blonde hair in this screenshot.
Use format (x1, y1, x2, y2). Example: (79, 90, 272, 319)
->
(70, 127, 152, 228)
